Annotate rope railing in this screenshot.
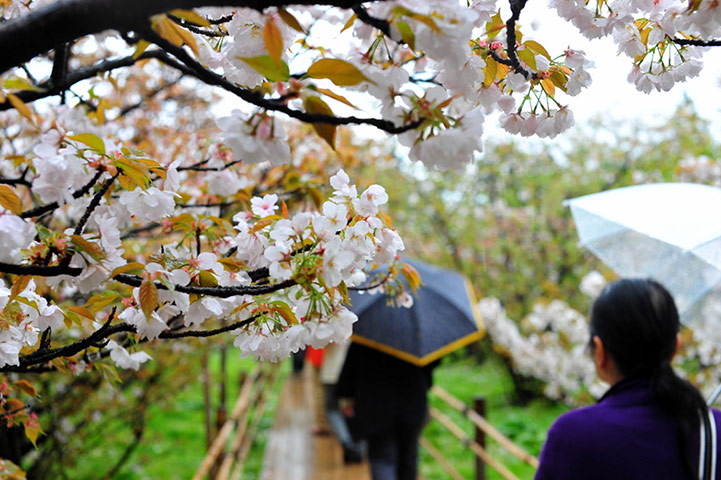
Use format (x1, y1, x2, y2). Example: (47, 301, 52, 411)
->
(192, 365, 264, 480)
(431, 385, 539, 468)
(428, 406, 520, 480)
(215, 368, 271, 480)
(419, 437, 465, 480)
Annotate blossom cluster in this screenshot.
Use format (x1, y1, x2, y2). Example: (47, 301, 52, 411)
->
(482, 270, 721, 405)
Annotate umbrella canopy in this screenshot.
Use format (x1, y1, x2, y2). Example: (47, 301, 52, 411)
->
(347, 259, 484, 366)
(566, 182, 721, 343)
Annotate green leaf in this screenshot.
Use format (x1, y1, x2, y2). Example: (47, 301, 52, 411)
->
(486, 11, 505, 39)
(67, 133, 106, 155)
(517, 48, 536, 71)
(237, 55, 290, 82)
(396, 21, 415, 50)
(3, 77, 45, 93)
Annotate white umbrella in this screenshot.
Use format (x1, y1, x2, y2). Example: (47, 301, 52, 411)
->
(566, 182, 721, 346)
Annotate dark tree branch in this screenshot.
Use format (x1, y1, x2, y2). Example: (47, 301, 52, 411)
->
(140, 26, 422, 134)
(118, 77, 183, 117)
(169, 14, 228, 37)
(177, 159, 241, 171)
(49, 42, 72, 104)
(113, 273, 297, 296)
(503, 0, 537, 80)
(352, 5, 391, 37)
(672, 37, 721, 46)
(20, 168, 105, 218)
(0, 263, 82, 276)
(72, 172, 119, 236)
(1, 315, 259, 373)
(0, 50, 194, 111)
(0, 0, 388, 75)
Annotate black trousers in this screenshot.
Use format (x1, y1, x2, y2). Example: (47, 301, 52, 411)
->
(367, 420, 424, 480)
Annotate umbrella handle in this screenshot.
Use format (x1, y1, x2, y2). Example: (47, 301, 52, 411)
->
(707, 384, 721, 407)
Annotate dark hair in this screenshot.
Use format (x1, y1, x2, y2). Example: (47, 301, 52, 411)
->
(590, 278, 706, 477)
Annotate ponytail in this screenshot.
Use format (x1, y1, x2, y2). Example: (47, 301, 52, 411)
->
(651, 362, 707, 476)
(591, 278, 707, 478)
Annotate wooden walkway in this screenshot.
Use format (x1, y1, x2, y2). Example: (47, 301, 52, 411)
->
(260, 366, 370, 480)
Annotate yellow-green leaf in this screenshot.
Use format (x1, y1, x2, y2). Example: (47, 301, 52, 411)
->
(13, 379, 37, 397)
(0, 185, 22, 214)
(341, 13, 357, 32)
(67, 133, 106, 155)
(250, 215, 281, 233)
(10, 276, 31, 300)
(198, 270, 218, 287)
(306, 58, 370, 87)
(139, 278, 158, 317)
(486, 11, 505, 38)
(86, 292, 121, 313)
(237, 55, 290, 82)
(524, 40, 551, 60)
(315, 88, 358, 109)
(541, 77, 555, 96)
(270, 300, 298, 325)
(23, 420, 43, 448)
(70, 235, 105, 263)
(401, 263, 422, 293)
(3, 77, 45, 93)
(483, 56, 498, 87)
(517, 48, 536, 71)
(152, 15, 184, 47)
(171, 21, 200, 55)
(303, 96, 336, 149)
(396, 21, 415, 50)
(393, 6, 440, 33)
(278, 8, 305, 33)
(549, 70, 568, 92)
(68, 305, 95, 321)
(263, 19, 284, 66)
(170, 8, 211, 27)
(7, 94, 34, 123)
(133, 39, 151, 60)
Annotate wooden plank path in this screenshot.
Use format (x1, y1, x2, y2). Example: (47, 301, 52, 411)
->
(260, 366, 370, 480)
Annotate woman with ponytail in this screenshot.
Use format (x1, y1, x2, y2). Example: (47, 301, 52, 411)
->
(535, 278, 721, 480)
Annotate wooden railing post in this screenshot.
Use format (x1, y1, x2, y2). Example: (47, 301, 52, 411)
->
(474, 396, 487, 480)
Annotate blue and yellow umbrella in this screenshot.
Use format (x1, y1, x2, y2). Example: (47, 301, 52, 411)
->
(347, 258, 484, 366)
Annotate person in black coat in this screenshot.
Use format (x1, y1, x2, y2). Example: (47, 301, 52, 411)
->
(337, 342, 438, 480)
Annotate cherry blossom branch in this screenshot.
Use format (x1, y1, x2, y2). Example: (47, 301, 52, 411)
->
(113, 274, 297, 296)
(140, 27, 423, 134)
(503, 0, 537, 80)
(348, 272, 391, 291)
(118, 77, 184, 117)
(0, 0, 390, 75)
(21, 168, 105, 218)
(1, 315, 260, 373)
(0, 263, 82, 276)
(72, 172, 119, 236)
(672, 37, 721, 46)
(169, 14, 228, 37)
(352, 5, 392, 37)
(0, 50, 194, 111)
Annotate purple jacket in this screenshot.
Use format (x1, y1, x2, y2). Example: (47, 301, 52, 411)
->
(535, 377, 721, 480)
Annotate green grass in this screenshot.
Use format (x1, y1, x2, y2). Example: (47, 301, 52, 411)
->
(75, 350, 288, 480)
(421, 356, 569, 480)
(67, 351, 562, 479)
